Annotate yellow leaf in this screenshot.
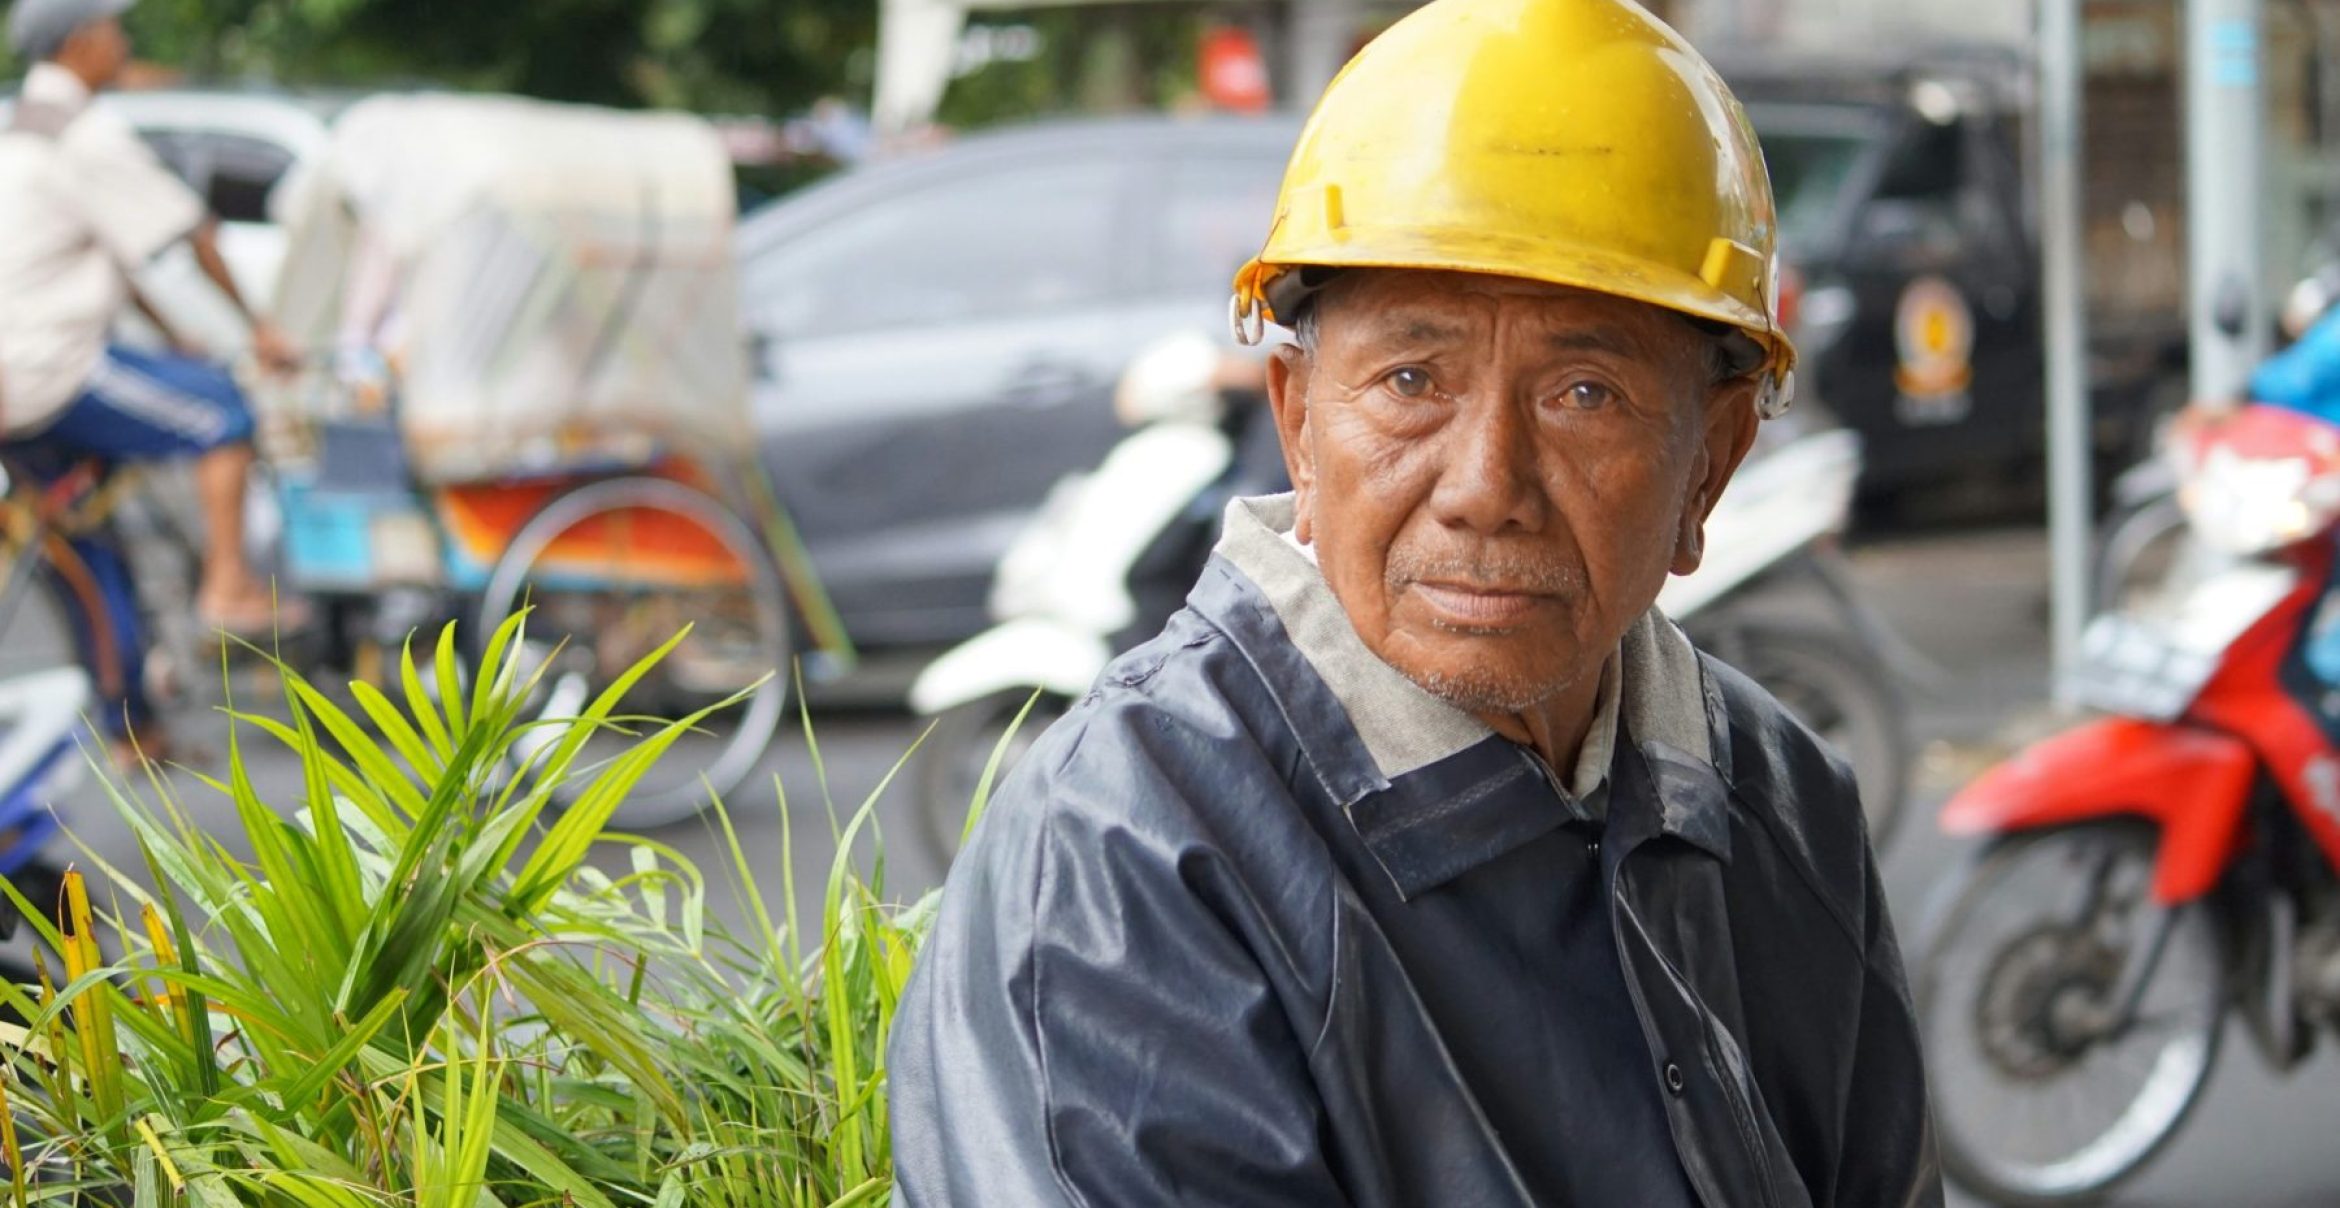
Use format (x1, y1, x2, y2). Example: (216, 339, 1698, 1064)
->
(140, 903, 186, 1040)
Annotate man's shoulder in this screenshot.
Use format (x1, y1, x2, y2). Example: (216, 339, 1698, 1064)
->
(55, 101, 189, 193)
(1039, 608, 1298, 814)
(958, 605, 1318, 882)
(933, 607, 1332, 964)
(56, 99, 139, 152)
(1696, 648, 1882, 937)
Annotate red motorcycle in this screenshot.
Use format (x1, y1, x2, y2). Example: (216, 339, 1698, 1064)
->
(1920, 402, 2340, 1205)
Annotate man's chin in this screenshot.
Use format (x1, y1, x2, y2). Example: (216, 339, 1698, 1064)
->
(1391, 658, 1561, 717)
(1372, 626, 1585, 717)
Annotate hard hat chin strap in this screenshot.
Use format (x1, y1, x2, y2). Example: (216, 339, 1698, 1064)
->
(1231, 295, 1268, 347)
(1756, 370, 1796, 420)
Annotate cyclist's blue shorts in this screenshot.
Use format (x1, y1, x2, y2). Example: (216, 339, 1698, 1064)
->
(36, 344, 254, 460)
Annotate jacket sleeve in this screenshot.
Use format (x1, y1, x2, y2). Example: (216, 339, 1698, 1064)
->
(888, 743, 1350, 1208)
(1832, 848, 1944, 1208)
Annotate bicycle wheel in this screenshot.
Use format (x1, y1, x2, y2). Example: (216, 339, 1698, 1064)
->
(0, 525, 162, 726)
(475, 477, 792, 828)
(0, 542, 77, 686)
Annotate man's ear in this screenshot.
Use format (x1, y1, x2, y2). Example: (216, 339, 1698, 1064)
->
(1267, 344, 1318, 544)
(1671, 377, 1763, 576)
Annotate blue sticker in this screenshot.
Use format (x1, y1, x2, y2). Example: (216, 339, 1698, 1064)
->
(2208, 17, 2260, 86)
(2209, 19, 2257, 52)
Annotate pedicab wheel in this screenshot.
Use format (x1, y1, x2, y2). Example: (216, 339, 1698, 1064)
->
(1917, 823, 2225, 1206)
(475, 477, 791, 829)
(911, 690, 1067, 871)
(1709, 619, 1914, 850)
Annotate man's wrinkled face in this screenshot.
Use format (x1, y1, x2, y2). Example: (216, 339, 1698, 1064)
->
(1267, 270, 1759, 718)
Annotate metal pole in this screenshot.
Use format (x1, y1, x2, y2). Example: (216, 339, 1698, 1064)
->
(1702, 0, 1744, 44)
(2186, 0, 2268, 402)
(1286, 0, 1364, 105)
(2040, 0, 2092, 708)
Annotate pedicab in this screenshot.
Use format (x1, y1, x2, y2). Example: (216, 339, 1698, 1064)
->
(256, 93, 852, 826)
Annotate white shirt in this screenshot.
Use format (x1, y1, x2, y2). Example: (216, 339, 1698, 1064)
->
(0, 64, 204, 433)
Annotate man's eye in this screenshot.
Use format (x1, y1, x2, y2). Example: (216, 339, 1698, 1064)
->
(1385, 367, 1435, 398)
(1557, 381, 1617, 411)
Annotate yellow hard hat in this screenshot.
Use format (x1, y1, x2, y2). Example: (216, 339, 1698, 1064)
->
(1233, 0, 1797, 415)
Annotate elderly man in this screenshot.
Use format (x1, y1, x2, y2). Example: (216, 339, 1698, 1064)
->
(889, 0, 1940, 1203)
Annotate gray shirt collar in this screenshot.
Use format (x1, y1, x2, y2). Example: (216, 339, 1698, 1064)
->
(1219, 494, 1709, 798)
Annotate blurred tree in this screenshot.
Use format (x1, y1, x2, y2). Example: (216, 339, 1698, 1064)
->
(0, 0, 879, 121)
(1, 0, 1248, 157)
(935, 6, 1204, 128)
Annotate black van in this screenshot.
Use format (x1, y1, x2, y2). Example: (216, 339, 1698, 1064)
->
(1725, 47, 2187, 495)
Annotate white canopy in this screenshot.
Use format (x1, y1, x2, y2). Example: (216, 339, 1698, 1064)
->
(270, 94, 749, 484)
(291, 93, 737, 258)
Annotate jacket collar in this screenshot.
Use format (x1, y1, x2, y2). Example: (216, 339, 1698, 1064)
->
(1215, 495, 1490, 785)
(1202, 495, 1733, 900)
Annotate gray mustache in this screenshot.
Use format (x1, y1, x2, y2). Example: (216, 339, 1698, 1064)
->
(1383, 551, 1584, 596)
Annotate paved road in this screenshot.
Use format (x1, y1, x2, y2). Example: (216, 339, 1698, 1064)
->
(20, 527, 2340, 1205)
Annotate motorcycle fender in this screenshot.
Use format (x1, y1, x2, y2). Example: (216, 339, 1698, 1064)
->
(908, 618, 1113, 717)
(1941, 717, 2258, 904)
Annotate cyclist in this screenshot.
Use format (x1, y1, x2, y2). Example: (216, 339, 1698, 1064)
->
(2, 0, 302, 754)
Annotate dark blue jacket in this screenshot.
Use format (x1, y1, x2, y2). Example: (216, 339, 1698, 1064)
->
(890, 497, 1940, 1208)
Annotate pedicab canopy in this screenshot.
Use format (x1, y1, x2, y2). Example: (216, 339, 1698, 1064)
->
(267, 93, 749, 484)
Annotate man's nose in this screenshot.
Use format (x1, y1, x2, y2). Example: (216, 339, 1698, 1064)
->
(1428, 398, 1546, 535)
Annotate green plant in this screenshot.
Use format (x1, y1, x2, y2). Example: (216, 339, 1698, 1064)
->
(0, 615, 934, 1205)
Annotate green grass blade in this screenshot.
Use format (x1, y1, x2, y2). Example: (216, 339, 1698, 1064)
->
(347, 680, 443, 784)
(434, 622, 470, 740)
(469, 610, 532, 730)
(962, 690, 1045, 846)
(286, 690, 371, 949)
(399, 635, 455, 765)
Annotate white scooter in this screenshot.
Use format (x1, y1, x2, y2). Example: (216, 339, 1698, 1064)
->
(1666, 405, 1918, 847)
(0, 667, 87, 956)
(906, 334, 1245, 859)
(907, 337, 1914, 866)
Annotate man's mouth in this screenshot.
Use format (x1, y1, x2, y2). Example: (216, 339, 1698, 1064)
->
(1407, 580, 1555, 628)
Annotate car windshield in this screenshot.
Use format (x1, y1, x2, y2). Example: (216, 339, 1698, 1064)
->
(1761, 132, 1870, 255)
(1746, 104, 1885, 258)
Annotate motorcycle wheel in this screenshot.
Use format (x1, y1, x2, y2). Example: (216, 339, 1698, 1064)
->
(1710, 620, 1914, 849)
(911, 690, 1069, 871)
(1918, 823, 2225, 1206)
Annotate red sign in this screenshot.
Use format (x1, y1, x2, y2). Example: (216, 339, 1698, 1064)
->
(1200, 26, 1271, 113)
